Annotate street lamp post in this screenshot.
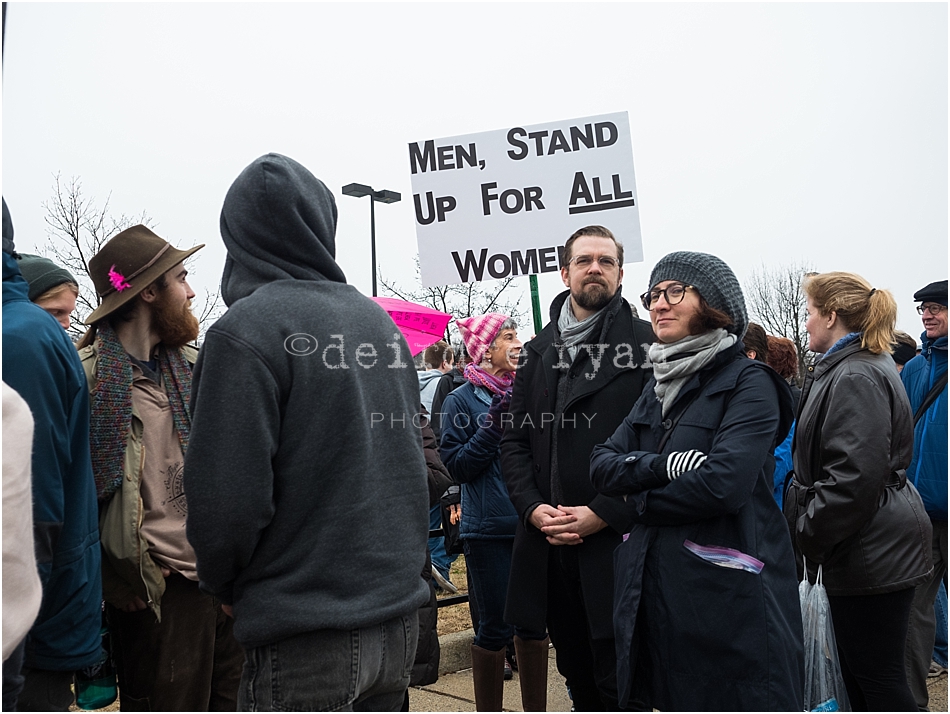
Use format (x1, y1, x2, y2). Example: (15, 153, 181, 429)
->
(341, 183, 401, 297)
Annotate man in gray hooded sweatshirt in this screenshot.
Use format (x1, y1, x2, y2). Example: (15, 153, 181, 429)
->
(184, 154, 429, 711)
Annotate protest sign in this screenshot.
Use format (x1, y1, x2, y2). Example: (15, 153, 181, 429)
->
(409, 111, 642, 287)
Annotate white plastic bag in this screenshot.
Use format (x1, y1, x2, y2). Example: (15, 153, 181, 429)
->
(800, 564, 850, 712)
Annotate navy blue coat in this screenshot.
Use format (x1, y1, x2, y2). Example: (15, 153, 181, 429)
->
(590, 345, 804, 711)
(2, 252, 102, 670)
(440, 382, 518, 539)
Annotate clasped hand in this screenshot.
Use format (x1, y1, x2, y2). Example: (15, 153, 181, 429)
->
(529, 504, 606, 546)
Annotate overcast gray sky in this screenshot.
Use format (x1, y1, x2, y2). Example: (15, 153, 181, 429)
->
(3, 2, 946, 340)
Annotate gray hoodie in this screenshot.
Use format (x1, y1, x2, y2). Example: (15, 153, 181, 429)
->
(184, 154, 429, 648)
(418, 369, 443, 413)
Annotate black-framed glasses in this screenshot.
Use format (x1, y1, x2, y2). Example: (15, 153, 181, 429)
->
(640, 283, 693, 311)
(917, 303, 947, 316)
(568, 254, 620, 270)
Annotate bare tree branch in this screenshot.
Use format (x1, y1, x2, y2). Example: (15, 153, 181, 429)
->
(746, 260, 816, 385)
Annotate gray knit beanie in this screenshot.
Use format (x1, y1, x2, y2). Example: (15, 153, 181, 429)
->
(15, 254, 78, 302)
(649, 251, 748, 338)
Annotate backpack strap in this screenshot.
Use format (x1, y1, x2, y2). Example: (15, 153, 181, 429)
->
(914, 370, 948, 426)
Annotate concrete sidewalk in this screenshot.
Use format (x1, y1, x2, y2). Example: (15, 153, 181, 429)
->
(414, 628, 950, 713)
(409, 629, 572, 712)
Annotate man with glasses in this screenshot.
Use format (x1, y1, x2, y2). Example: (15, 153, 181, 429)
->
(902, 280, 948, 709)
(502, 225, 654, 710)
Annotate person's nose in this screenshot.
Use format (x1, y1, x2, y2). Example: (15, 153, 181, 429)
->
(185, 281, 196, 300)
(652, 292, 672, 312)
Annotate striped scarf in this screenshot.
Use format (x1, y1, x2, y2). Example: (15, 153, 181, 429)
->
(90, 322, 193, 501)
(463, 362, 514, 396)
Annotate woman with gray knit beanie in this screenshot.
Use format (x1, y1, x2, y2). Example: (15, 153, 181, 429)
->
(591, 251, 804, 711)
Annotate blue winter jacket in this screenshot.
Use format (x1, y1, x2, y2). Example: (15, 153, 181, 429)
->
(772, 423, 795, 509)
(902, 332, 948, 520)
(2, 252, 102, 670)
(439, 382, 518, 539)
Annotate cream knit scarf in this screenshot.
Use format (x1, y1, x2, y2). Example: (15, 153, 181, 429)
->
(649, 328, 736, 417)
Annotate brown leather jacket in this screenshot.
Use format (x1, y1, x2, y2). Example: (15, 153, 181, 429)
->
(784, 339, 932, 596)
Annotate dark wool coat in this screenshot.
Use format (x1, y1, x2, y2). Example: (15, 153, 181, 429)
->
(785, 341, 932, 595)
(590, 345, 804, 711)
(501, 289, 654, 639)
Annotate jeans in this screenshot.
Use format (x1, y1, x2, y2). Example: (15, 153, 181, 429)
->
(428, 504, 457, 581)
(238, 613, 418, 712)
(17, 668, 75, 712)
(463, 538, 544, 651)
(906, 519, 948, 710)
(2, 639, 26, 711)
(107, 573, 244, 711)
(934, 580, 948, 668)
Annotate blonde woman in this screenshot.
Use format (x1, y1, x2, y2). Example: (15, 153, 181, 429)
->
(15, 254, 79, 330)
(785, 271, 932, 711)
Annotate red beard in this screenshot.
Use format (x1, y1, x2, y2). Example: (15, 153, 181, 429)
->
(151, 287, 199, 348)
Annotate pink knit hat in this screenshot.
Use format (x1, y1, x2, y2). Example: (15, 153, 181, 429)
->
(457, 313, 509, 365)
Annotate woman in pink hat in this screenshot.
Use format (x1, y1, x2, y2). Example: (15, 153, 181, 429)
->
(440, 313, 549, 712)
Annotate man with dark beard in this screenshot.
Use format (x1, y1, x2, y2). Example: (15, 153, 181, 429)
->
(501, 225, 655, 710)
(78, 226, 244, 711)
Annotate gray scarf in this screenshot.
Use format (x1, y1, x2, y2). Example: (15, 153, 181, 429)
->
(650, 329, 736, 417)
(558, 297, 605, 361)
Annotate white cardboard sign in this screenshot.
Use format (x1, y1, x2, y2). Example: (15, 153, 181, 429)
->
(408, 111, 642, 287)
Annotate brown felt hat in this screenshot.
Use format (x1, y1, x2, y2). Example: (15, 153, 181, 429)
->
(85, 225, 204, 325)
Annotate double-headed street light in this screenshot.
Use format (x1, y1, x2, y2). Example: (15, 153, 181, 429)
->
(341, 183, 401, 297)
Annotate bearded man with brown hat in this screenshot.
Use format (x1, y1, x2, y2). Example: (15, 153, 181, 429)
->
(78, 225, 244, 711)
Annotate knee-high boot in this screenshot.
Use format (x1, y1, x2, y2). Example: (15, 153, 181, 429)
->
(514, 636, 550, 712)
(471, 644, 506, 712)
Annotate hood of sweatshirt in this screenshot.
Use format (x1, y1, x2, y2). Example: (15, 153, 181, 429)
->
(2, 252, 31, 306)
(219, 154, 347, 307)
(418, 369, 443, 389)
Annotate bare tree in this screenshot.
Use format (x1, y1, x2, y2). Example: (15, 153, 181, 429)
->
(40, 173, 223, 342)
(379, 258, 528, 353)
(746, 260, 816, 385)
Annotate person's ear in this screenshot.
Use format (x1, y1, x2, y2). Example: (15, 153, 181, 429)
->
(139, 284, 160, 304)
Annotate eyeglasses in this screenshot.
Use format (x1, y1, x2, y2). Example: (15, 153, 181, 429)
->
(917, 303, 947, 316)
(640, 283, 693, 311)
(568, 254, 620, 270)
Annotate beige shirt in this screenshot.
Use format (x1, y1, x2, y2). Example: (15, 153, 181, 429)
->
(132, 361, 198, 580)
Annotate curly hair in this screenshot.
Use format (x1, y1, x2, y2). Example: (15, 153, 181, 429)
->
(766, 335, 799, 381)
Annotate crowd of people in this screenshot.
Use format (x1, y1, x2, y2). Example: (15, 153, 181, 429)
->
(0, 151, 946, 713)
